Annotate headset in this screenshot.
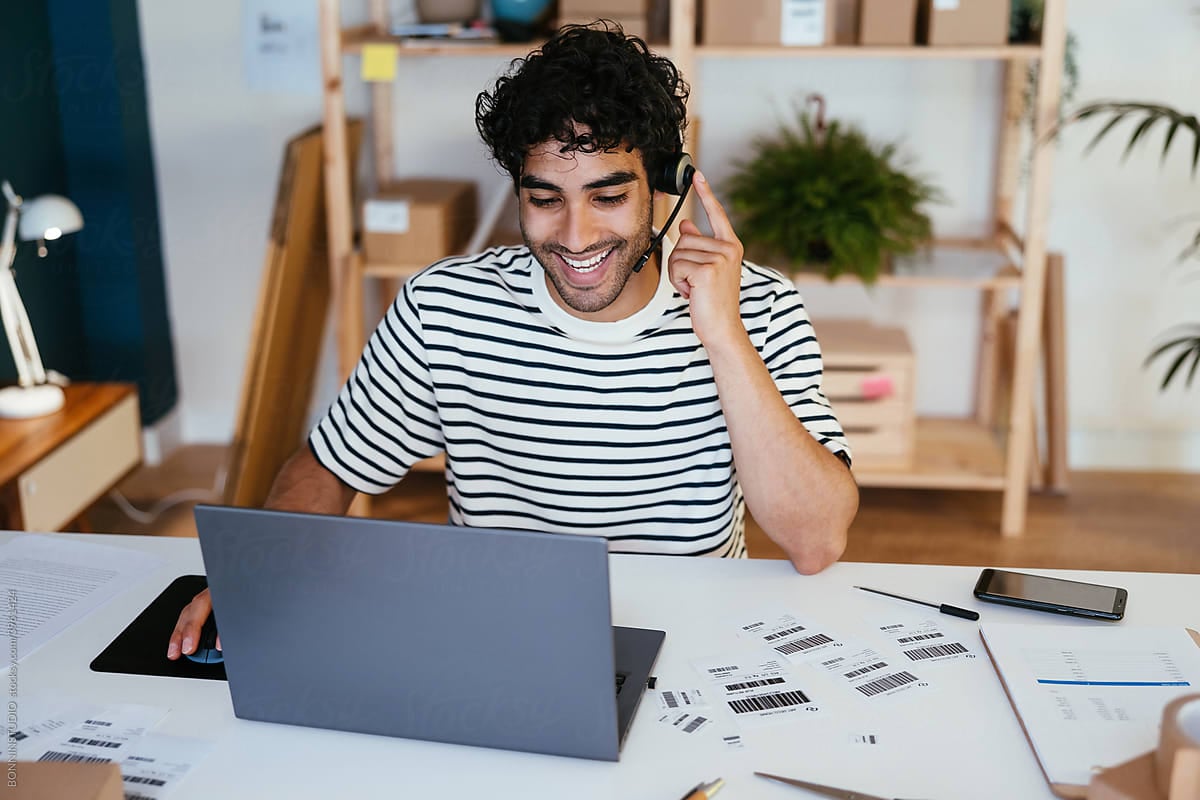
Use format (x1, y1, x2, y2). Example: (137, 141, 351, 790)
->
(632, 152, 696, 273)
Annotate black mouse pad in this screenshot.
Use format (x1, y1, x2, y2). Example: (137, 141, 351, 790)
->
(90, 575, 227, 681)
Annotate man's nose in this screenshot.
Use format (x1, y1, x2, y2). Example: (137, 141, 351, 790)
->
(560, 206, 602, 254)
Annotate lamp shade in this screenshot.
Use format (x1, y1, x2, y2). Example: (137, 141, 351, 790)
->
(18, 194, 83, 241)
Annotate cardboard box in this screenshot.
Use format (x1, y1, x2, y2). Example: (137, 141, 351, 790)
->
(560, 14, 649, 39)
(560, 0, 648, 14)
(703, 0, 836, 47)
(9, 762, 124, 800)
(860, 0, 918, 45)
(814, 319, 916, 470)
(362, 179, 477, 266)
(918, 0, 1010, 46)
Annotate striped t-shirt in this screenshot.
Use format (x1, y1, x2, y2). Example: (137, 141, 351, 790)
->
(310, 237, 850, 558)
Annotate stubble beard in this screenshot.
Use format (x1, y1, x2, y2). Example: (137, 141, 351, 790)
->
(523, 207, 655, 315)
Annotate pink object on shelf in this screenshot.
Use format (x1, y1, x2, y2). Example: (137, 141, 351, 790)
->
(860, 374, 894, 400)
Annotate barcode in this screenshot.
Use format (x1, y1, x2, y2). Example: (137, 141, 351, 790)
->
(774, 633, 833, 656)
(764, 624, 807, 642)
(707, 666, 737, 674)
(682, 716, 708, 733)
(904, 642, 968, 661)
(124, 775, 167, 787)
(856, 671, 918, 697)
(67, 737, 122, 749)
(725, 677, 785, 692)
(37, 751, 112, 764)
(742, 622, 765, 630)
(83, 719, 112, 727)
(128, 756, 155, 763)
(128, 794, 156, 800)
(728, 689, 810, 714)
(881, 624, 903, 630)
(11, 731, 27, 741)
(663, 692, 680, 708)
(897, 633, 944, 644)
(723, 734, 744, 749)
(821, 657, 844, 667)
(844, 662, 887, 679)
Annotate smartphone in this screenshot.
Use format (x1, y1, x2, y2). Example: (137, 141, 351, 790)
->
(973, 568, 1127, 621)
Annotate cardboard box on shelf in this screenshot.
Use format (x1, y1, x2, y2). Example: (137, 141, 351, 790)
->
(362, 179, 477, 267)
(860, 0, 918, 46)
(560, 14, 648, 38)
(559, 0, 648, 15)
(702, 0, 836, 47)
(918, 0, 1010, 46)
(814, 319, 916, 471)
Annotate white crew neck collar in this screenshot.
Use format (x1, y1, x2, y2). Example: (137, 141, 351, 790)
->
(530, 234, 677, 344)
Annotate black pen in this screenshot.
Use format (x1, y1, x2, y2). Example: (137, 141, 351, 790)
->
(855, 585, 980, 621)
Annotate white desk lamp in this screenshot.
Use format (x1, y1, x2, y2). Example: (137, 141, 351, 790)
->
(0, 180, 83, 418)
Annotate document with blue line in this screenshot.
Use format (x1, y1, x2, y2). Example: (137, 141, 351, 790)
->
(980, 623, 1200, 796)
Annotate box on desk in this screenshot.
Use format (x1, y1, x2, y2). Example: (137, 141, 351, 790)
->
(702, 0, 836, 46)
(814, 319, 915, 470)
(917, 0, 1010, 46)
(362, 179, 477, 267)
(9, 762, 124, 800)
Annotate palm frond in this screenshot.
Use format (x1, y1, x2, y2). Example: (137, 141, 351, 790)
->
(1145, 326, 1200, 389)
(1066, 101, 1200, 176)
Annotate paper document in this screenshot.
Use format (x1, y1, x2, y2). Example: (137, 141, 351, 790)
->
(694, 654, 823, 724)
(14, 694, 210, 799)
(877, 618, 979, 665)
(980, 623, 1200, 788)
(0, 534, 165, 666)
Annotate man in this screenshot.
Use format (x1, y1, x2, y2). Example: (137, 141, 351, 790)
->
(168, 23, 857, 661)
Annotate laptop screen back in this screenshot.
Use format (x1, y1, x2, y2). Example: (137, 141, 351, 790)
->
(194, 506, 622, 760)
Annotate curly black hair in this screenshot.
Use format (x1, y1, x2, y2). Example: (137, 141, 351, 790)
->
(476, 22, 689, 190)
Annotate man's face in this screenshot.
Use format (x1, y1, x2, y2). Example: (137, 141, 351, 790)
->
(519, 139, 657, 322)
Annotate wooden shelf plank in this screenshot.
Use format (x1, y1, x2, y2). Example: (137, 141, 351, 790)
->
(363, 240, 1023, 287)
(341, 29, 1042, 61)
(787, 240, 1022, 289)
(341, 29, 542, 57)
(698, 44, 1043, 60)
(853, 417, 1007, 490)
(407, 420, 1004, 489)
(362, 260, 425, 280)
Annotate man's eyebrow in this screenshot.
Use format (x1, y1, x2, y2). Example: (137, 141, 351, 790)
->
(519, 175, 561, 191)
(518, 171, 639, 192)
(584, 171, 638, 190)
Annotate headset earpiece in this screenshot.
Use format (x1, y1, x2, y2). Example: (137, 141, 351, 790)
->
(633, 152, 697, 274)
(655, 152, 695, 195)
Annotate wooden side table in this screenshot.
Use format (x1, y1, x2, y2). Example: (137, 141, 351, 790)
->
(0, 383, 142, 532)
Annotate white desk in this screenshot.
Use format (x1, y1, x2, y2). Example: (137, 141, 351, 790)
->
(13, 532, 1200, 799)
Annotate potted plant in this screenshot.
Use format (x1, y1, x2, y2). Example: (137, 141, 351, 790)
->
(1065, 100, 1200, 388)
(725, 95, 942, 284)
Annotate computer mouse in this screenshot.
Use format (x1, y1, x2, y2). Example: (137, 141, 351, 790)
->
(184, 615, 223, 665)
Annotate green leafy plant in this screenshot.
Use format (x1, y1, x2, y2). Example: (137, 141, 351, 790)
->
(1010, 0, 1080, 135)
(726, 96, 942, 283)
(1064, 101, 1200, 388)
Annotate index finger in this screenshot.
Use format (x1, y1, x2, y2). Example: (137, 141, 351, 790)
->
(691, 170, 736, 243)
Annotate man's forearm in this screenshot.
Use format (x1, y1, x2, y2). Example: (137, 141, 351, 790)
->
(706, 335, 858, 574)
(264, 445, 357, 515)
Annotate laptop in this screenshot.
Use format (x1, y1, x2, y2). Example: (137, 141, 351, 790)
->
(192, 505, 665, 761)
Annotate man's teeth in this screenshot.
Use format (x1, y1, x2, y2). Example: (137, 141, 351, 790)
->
(562, 249, 612, 272)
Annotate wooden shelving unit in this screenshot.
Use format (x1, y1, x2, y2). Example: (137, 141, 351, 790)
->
(317, 0, 1069, 535)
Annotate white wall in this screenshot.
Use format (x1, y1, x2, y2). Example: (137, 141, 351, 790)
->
(138, 0, 1200, 470)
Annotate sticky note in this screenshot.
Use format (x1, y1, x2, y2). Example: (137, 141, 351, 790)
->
(361, 44, 397, 82)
